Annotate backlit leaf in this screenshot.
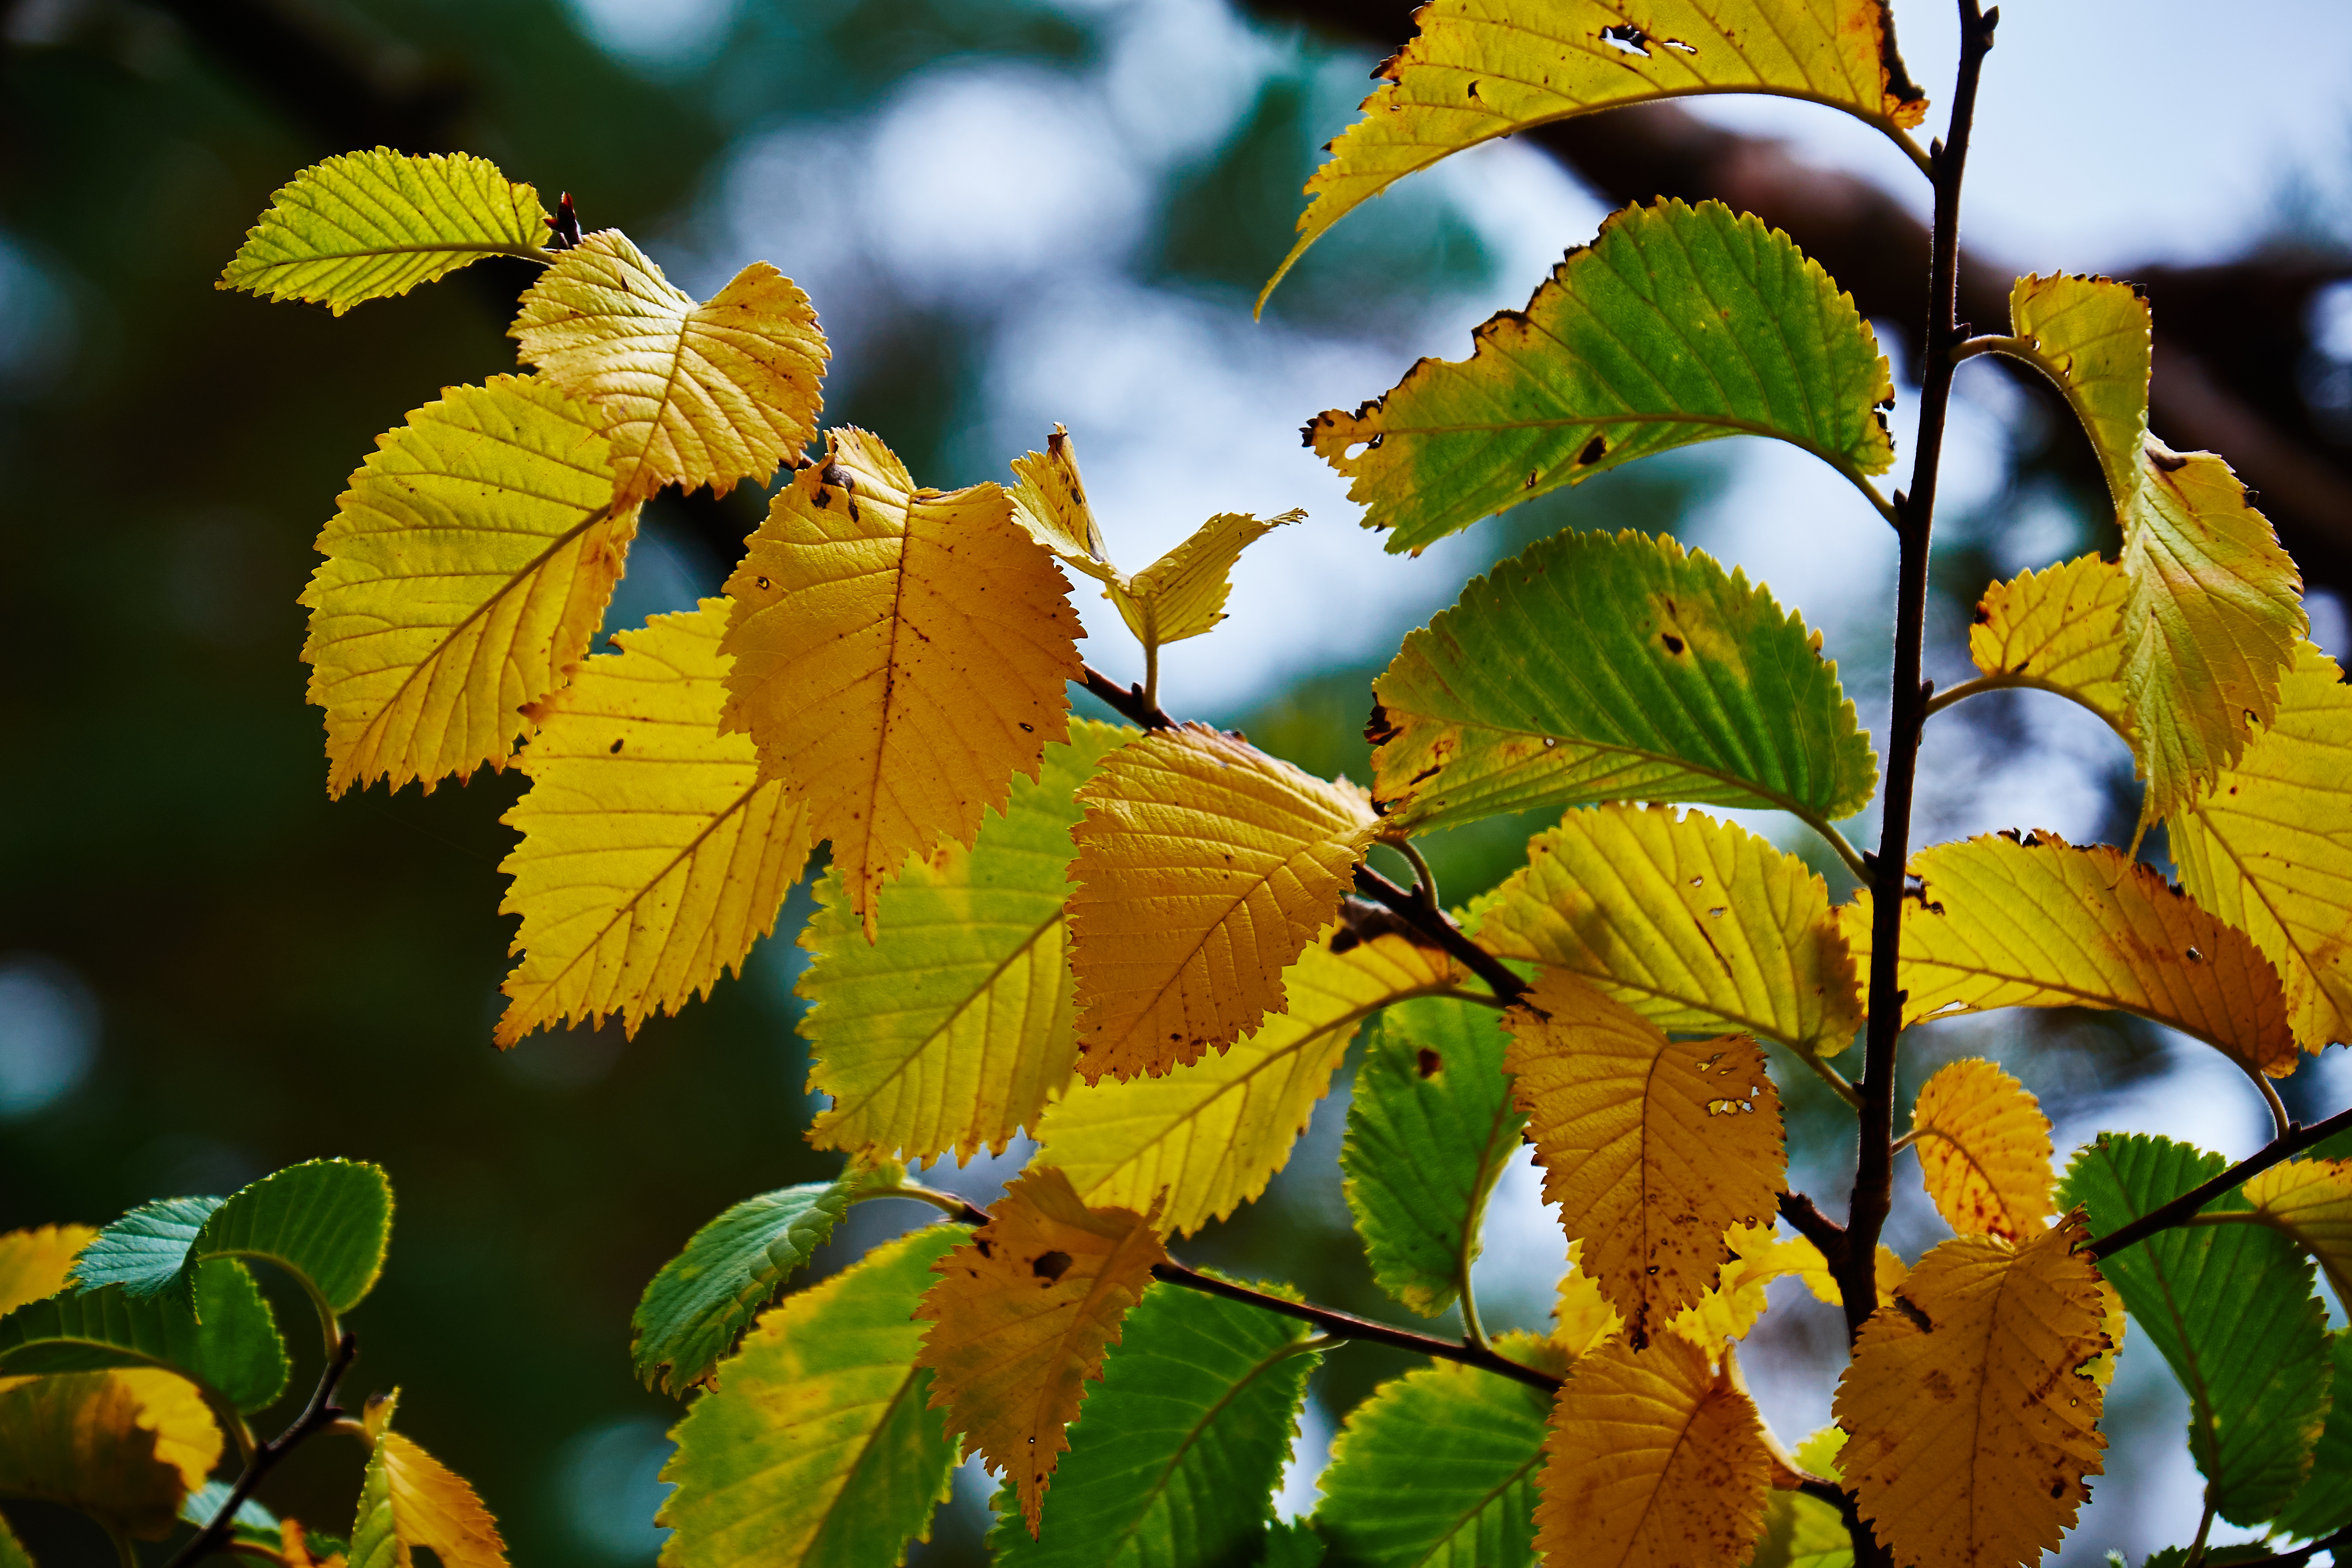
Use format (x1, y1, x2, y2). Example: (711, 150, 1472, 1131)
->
(1505, 971, 1786, 1344)
(1267, 4, 1925, 307)
(178, 1480, 280, 1544)
(1966, 553, 2131, 735)
(1788, 1238, 1905, 1312)
(0, 1260, 290, 1414)
(220, 149, 547, 314)
(1369, 530, 1875, 834)
(2006, 276, 2152, 511)
(1833, 1219, 2108, 1568)
(1750, 1428, 1850, 1568)
(513, 232, 827, 505)
(495, 600, 811, 1046)
(1533, 1334, 1772, 1568)
(2240, 1157, 2352, 1305)
(2059, 1134, 2329, 1525)
(1006, 426, 1117, 584)
(1341, 995, 1523, 1316)
(916, 1167, 1166, 1531)
(1036, 927, 1463, 1235)
(0, 1369, 220, 1539)
(1667, 1221, 1816, 1349)
(1553, 1240, 1626, 1356)
(2275, 1330, 2352, 1540)
(349, 1409, 508, 1568)
(1907, 1059, 2054, 1243)
(179, 1159, 393, 1318)
(1309, 200, 1895, 552)
(0, 1226, 96, 1315)
(989, 1278, 1317, 1568)
(71, 1198, 223, 1296)
(1312, 1333, 1566, 1568)
(1067, 724, 1379, 1081)
(629, 1160, 902, 1397)
(660, 1225, 964, 1568)
(719, 429, 1081, 933)
(1478, 803, 1862, 1057)
(799, 723, 1127, 1163)
(302, 375, 638, 797)
(1841, 833, 2296, 1079)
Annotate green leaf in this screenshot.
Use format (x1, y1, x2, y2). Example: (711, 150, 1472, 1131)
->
(180, 1159, 393, 1319)
(180, 1481, 281, 1543)
(1750, 1428, 1849, 1568)
(799, 722, 1129, 1163)
(1341, 997, 1523, 1317)
(0, 1260, 290, 1414)
(220, 149, 549, 314)
(1368, 529, 1875, 835)
(990, 1278, 1319, 1567)
(1311, 1336, 1562, 1568)
(1307, 200, 1894, 553)
(0, 1509, 32, 1568)
(2058, 1134, 2333, 1525)
(2276, 1330, 2352, 1540)
(1263, 1519, 1328, 1568)
(70, 1197, 223, 1296)
(659, 1225, 964, 1568)
(629, 1161, 904, 1396)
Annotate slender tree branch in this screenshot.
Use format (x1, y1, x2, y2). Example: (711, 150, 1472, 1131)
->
(166, 1331, 362, 1568)
(1779, 1191, 1848, 1266)
(2083, 1103, 2352, 1261)
(1080, 663, 1174, 731)
(1350, 866, 1532, 1005)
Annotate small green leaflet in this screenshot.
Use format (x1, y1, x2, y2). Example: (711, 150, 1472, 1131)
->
(69, 1196, 223, 1296)
(180, 1481, 281, 1543)
(0, 1259, 289, 1414)
(990, 1279, 1319, 1567)
(1340, 997, 1523, 1317)
(2275, 1330, 2352, 1540)
(630, 1161, 903, 1396)
(2059, 1134, 2332, 1525)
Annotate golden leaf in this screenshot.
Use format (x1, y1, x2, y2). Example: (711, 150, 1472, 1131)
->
(301, 374, 638, 797)
(1908, 1058, 2055, 1243)
(0, 1224, 98, 1315)
(1006, 425, 1117, 584)
(1554, 1241, 1626, 1357)
(1842, 833, 2296, 1078)
(2241, 1158, 2352, 1305)
(0, 1369, 220, 1539)
(1967, 552, 2131, 735)
(1667, 1222, 1818, 1349)
(1533, 1334, 1773, 1568)
(1833, 1218, 2109, 1568)
(351, 1393, 508, 1568)
(495, 600, 811, 1046)
(915, 1167, 1167, 1532)
(1066, 724, 1380, 1081)
(2007, 276, 2152, 512)
(719, 429, 1082, 934)
(1505, 972, 1786, 1345)
(512, 231, 826, 505)
(1789, 1239, 1906, 1311)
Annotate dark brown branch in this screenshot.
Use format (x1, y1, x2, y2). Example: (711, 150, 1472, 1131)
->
(1350, 865, 1531, 1005)
(1079, 664, 1174, 731)
(2222, 1522, 2352, 1568)
(2084, 1104, 2352, 1261)
(1778, 1191, 1847, 1267)
(165, 1331, 361, 1568)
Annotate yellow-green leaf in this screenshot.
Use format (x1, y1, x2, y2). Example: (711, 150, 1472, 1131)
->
(1111, 511, 1304, 649)
(1841, 833, 2297, 1078)
(1533, 1334, 1773, 1568)
(2241, 1158, 2352, 1305)
(0, 1369, 220, 1539)
(1477, 803, 1861, 1057)
(302, 374, 638, 798)
(1966, 552, 2131, 735)
(1505, 972, 1786, 1345)
(1035, 925, 1463, 1234)
(1907, 1059, 2053, 1243)
(1832, 1218, 2108, 1568)
(1066, 724, 1380, 1081)
(0, 1226, 97, 1316)
(496, 600, 810, 1046)
(1007, 426, 1117, 584)
(220, 149, 547, 314)
(720, 429, 1081, 934)
(1266, 2, 1926, 308)
(2006, 275, 2153, 512)
(512, 231, 828, 505)
(349, 1409, 508, 1568)
(915, 1167, 1167, 1532)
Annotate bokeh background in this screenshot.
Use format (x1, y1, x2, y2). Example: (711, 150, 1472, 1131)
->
(6, 0, 2352, 1561)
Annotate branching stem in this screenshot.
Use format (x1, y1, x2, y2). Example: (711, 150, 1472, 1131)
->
(166, 1331, 361, 1568)
(1392, 837, 1442, 912)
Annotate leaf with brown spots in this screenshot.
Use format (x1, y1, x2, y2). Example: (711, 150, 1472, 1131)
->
(1908, 1058, 2055, 1243)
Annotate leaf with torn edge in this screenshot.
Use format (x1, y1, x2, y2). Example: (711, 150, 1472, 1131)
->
(1907, 1058, 2054, 1243)
(1966, 552, 2131, 736)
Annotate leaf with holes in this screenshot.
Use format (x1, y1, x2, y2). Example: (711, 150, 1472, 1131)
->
(1966, 552, 2131, 737)
(0, 1370, 220, 1540)
(1907, 1058, 2054, 1242)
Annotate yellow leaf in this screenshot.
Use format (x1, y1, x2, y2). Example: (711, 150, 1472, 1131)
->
(1533, 1334, 1773, 1568)
(1477, 803, 1861, 1058)
(1667, 1222, 1816, 1350)
(1554, 1241, 1626, 1357)
(1966, 552, 2131, 735)
(914, 1167, 1167, 1533)
(512, 232, 827, 505)
(1788, 1239, 1906, 1311)
(1832, 1218, 2109, 1568)
(1908, 1059, 2054, 1243)
(351, 1429, 510, 1568)
(1066, 724, 1380, 1081)
(2172, 642, 2352, 1050)
(0, 1224, 97, 1315)
(719, 429, 1082, 934)
(302, 375, 638, 798)
(1841, 832, 2297, 1078)
(1265, 0, 1926, 308)
(1006, 425, 1118, 584)
(1035, 925, 1462, 1234)
(494, 600, 811, 1046)
(2241, 1158, 2352, 1305)
(1505, 972, 1786, 1345)
(2007, 276, 2153, 513)
(0, 1369, 221, 1539)
(1111, 510, 1304, 650)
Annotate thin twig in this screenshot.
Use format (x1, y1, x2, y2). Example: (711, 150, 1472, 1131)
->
(2083, 1103, 2352, 1261)
(166, 1332, 362, 1568)
(1391, 837, 1442, 912)
(1080, 663, 1173, 731)
(1788, 1046, 1863, 1108)
(1351, 866, 1533, 1005)
(1779, 1191, 1848, 1267)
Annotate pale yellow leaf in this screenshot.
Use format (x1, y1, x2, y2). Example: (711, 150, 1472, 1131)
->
(1966, 552, 2131, 736)
(1477, 803, 1861, 1058)
(1667, 1222, 1816, 1350)
(1111, 510, 1304, 649)
(1841, 832, 2296, 1078)
(1035, 926, 1462, 1234)
(1554, 1240, 1626, 1357)
(512, 231, 827, 505)
(1067, 724, 1381, 1081)
(1006, 426, 1116, 584)
(719, 429, 1082, 934)
(2241, 1158, 2352, 1305)
(1789, 1238, 1906, 1311)
(351, 1429, 509, 1568)
(0, 1224, 97, 1315)
(915, 1167, 1166, 1532)
(301, 374, 638, 797)
(1533, 1334, 1773, 1568)
(1505, 972, 1786, 1346)
(2007, 276, 2152, 513)
(1833, 1218, 2109, 1568)
(1908, 1058, 2054, 1243)
(495, 600, 811, 1046)
(0, 1369, 220, 1539)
